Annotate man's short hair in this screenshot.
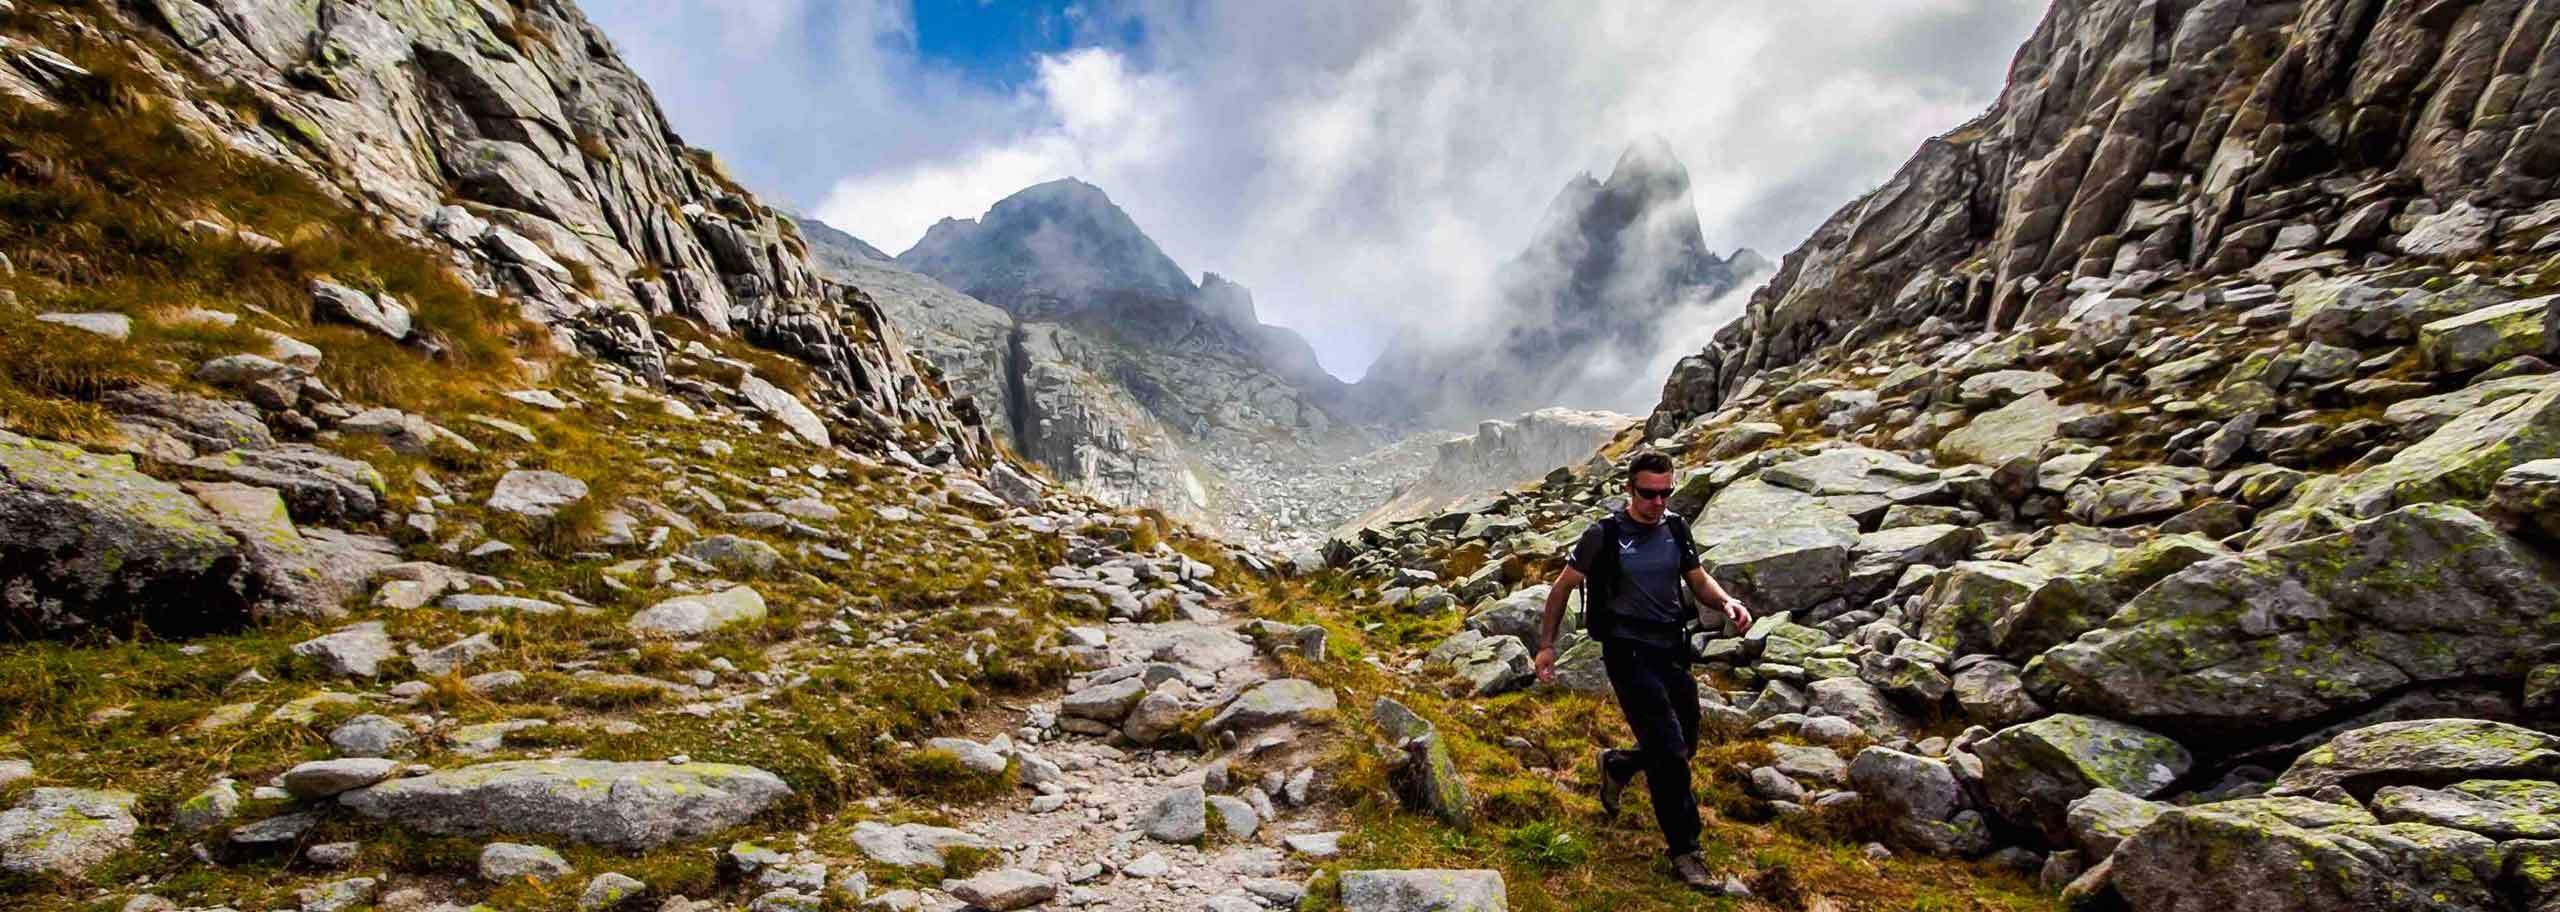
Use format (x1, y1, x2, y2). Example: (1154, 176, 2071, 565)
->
(1626, 450, 1674, 481)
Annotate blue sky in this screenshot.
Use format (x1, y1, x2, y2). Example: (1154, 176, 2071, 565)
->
(581, 0, 2048, 381)
(909, 1, 1138, 89)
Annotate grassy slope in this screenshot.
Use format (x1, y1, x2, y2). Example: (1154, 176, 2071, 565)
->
(1222, 571, 2057, 912)
(0, 9, 1094, 909)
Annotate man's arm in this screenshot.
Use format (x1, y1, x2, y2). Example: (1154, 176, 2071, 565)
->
(1686, 566, 1752, 632)
(1532, 566, 1583, 683)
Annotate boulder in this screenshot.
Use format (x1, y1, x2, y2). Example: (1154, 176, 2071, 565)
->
(1807, 678, 1914, 738)
(2494, 458, 2560, 536)
(1338, 869, 1507, 912)
(328, 715, 417, 758)
(1957, 370, 2064, 406)
(1142, 786, 1206, 843)
(2043, 506, 2560, 738)
(627, 586, 767, 637)
(737, 374, 829, 448)
(1, 430, 251, 637)
(180, 444, 387, 523)
(1206, 794, 1261, 839)
(2400, 200, 2498, 258)
(683, 536, 782, 576)
(922, 738, 1007, 776)
(480, 842, 573, 883)
(1463, 586, 1546, 642)
(1951, 661, 2043, 729)
(281, 758, 399, 799)
(2270, 719, 2560, 799)
(186, 482, 396, 621)
(487, 470, 588, 518)
(944, 869, 1053, 911)
(2108, 797, 2503, 912)
(1762, 447, 1940, 496)
(1060, 677, 1147, 722)
(2371, 780, 2560, 839)
(0, 788, 138, 877)
(986, 462, 1044, 509)
(2419, 296, 2556, 374)
(1771, 743, 1849, 787)
(2279, 385, 2560, 536)
(1203, 678, 1335, 736)
(1847, 748, 1988, 856)
(2064, 788, 2164, 860)
(337, 760, 790, 849)
(2064, 468, 2197, 526)
(1915, 561, 2050, 657)
(1694, 480, 1859, 615)
(1937, 392, 2094, 467)
(1974, 714, 2190, 844)
(1995, 533, 2224, 661)
(311, 279, 411, 340)
(1374, 698, 1470, 827)
(291, 622, 396, 678)
(580, 872, 648, 910)
(847, 821, 991, 869)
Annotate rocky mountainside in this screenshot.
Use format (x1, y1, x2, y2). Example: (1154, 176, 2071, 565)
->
(1649, 0, 2560, 438)
(1357, 139, 1763, 429)
(809, 184, 1366, 543)
(111, 0, 988, 466)
(1310, 1, 2560, 909)
(1343, 407, 1635, 534)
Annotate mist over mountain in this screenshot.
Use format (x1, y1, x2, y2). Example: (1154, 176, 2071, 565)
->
(1356, 139, 1764, 429)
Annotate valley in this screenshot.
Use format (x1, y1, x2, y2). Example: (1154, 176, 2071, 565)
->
(1, 1, 2558, 912)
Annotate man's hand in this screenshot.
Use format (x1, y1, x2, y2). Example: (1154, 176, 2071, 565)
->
(1700, 596, 1753, 633)
(1719, 595, 1753, 631)
(1534, 645, 1558, 683)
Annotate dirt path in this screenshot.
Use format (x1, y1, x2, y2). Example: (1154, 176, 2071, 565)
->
(911, 604, 1342, 910)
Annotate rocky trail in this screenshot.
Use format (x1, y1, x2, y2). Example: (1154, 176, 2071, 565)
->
(902, 608, 1348, 912)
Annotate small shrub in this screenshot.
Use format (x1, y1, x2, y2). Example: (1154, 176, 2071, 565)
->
(1500, 820, 1591, 871)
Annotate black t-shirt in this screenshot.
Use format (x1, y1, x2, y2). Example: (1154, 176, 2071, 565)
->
(1569, 510, 1700, 648)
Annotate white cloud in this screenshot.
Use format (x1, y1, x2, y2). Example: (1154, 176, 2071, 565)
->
(583, 0, 2046, 383)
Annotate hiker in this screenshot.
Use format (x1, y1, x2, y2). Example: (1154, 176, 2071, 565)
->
(1532, 449, 1752, 889)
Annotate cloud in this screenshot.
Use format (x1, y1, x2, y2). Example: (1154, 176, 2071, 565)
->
(581, 0, 2045, 383)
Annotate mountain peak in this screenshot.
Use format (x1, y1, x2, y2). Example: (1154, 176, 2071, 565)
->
(895, 178, 1196, 320)
(1607, 135, 1687, 186)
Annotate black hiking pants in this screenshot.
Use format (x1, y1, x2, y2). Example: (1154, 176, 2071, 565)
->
(1600, 638, 1702, 858)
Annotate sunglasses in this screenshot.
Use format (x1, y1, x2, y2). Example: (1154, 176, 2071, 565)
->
(1632, 486, 1673, 501)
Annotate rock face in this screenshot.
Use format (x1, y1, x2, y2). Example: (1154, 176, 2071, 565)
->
(1647, 0, 2560, 434)
(1357, 140, 1759, 428)
(1348, 408, 1633, 531)
(1, 429, 253, 638)
(114, 0, 986, 465)
(2041, 504, 2560, 739)
(337, 760, 790, 849)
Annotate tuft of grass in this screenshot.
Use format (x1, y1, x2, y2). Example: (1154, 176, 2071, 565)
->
(881, 749, 1015, 803)
(1500, 820, 1593, 871)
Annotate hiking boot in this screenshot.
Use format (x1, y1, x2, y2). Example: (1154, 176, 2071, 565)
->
(1596, 750, 1626, 817)
(1670, 852, 1716, 889)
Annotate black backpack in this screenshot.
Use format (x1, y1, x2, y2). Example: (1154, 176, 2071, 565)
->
(1578, 512, 1699, 641)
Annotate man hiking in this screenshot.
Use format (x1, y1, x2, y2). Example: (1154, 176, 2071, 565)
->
(1532, 450, 1752, 889)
